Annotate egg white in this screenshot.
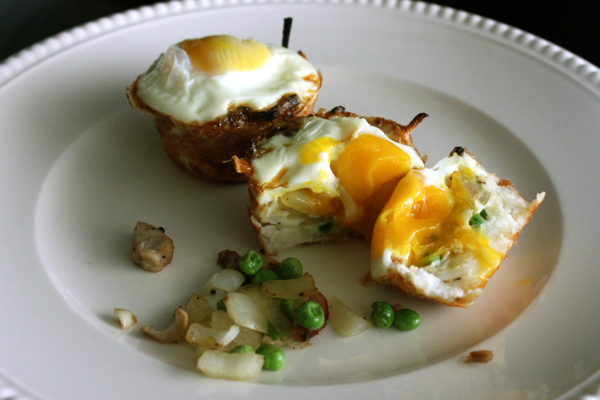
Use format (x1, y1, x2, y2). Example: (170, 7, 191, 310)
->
(253, 117, 423, 201)
(136, 42, 319, 124)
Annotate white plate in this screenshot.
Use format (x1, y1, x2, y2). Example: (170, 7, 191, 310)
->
(1, 1, 599, 399)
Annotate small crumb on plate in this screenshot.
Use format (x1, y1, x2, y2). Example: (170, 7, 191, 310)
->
(465, 350, 493, 363)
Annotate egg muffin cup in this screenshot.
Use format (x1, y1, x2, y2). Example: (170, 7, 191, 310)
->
(370, 147, 545, 308)
(127, 35, 322, 182)
(126, 80, 320, 182)
(234, 107, 427, 255)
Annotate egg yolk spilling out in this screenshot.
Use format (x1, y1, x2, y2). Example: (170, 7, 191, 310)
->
(282, 134, 414, 238)
(179, 35, 271, 75)
(333, 134, 414, 237)
(371, 166, 502, 282)
(299, 137, 338, 165)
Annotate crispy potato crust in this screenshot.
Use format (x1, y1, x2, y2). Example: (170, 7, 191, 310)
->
(126, 72, 321, 182)
(314, 106, 427, 158)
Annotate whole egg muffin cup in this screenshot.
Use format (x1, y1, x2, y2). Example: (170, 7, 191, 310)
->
(126, 35, 322, 182)
(233, 107, 428, 255)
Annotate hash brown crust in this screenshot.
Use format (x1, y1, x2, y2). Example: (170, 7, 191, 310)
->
(126, 72, 321, 182)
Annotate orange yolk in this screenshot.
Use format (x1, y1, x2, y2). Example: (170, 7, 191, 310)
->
(299, 137, 338, 165)
(371, 167, 501, 281)
(278, 134, 416, 240)
(333, 134, 413, 238)
(179, 35, 271, 75)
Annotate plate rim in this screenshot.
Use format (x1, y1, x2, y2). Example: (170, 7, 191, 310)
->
(0, 1, 599, 399)
(1, 0, 600, 94)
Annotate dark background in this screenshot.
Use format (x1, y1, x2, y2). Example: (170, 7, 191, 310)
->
(1, 0, 599, 67)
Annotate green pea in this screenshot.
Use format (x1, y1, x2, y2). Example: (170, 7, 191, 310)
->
(318, 221, 333, 233)
(277, 258, 303, 280)
(479, 209, 488, 220)
(230, 345, 254, 354)
(280, 299, 294, 322)
(394, 308, 420, 331)
(421, 252, 440, 265)
(469, 212, 486, 227)
(295, 301, 325, 330)
(255, 345, 285, 371)
(239, 250, 263, 276)
(267, 322, 282, 341)
(216, 299, 227, 311)
(371, 301, 394, 328)
(252, 269, 280, 284)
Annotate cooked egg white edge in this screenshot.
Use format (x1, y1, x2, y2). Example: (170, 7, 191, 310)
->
(252, 117, 424, 206)
(371, 248, 479, 302)
(136, 44, 319, 124)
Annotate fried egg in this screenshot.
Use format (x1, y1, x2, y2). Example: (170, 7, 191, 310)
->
(371, 147, 545, 307)
(135, 35, 320, 124)
(240, 116, 424, 255)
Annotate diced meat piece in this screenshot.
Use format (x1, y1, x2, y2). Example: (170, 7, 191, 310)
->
(132, 222, 174, 272)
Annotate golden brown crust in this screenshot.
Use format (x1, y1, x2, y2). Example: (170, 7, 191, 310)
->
(314, 106, 427, 158)
(126, 72, 321, 182)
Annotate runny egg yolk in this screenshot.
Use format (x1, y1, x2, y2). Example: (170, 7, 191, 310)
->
(299, 137, 339, 165)
(333, 134, 414, 238)
(283, 133, 415, 239)
(178, 35, 271, 75)
(371, 166, 502, 281)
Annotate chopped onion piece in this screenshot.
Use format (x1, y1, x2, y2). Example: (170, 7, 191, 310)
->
(262, 273, 319, 299)
(328, 295, 371, 337)
(224, 292, 269, 333)
(186, 293, 213, 325)
(113, 308, 137, 330)
(202, 269, 245, 295)
(197, 350, 264, 381)
(222, 326, 264, 352)
(237, 284, 307, 349)
(204, 288, 226, 310)
(141, 306, 189, 343)
(186, 323, 240, 349)
(209, 310, 235, 330)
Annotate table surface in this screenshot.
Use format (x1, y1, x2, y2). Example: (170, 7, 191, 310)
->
(1, 0, 599, 68)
